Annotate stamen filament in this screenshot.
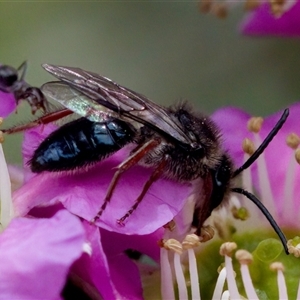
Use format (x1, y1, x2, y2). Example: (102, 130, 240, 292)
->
(224, 255, 240, 299)
(242, 152, 253, 194)
(240, 264, 258, 299)
(236, 249, 258, 299)
(174, 252, 188, 300)
(187, 248, 200, 300)
(221, 290, 230, 300)
(270, 262, 288, 300)
(282, 151, 297, 219)
(212, 267, 226, 300)
(220, 243, 240, 299)
(297, 279, 300, 300)
(0, 143, 13, 229)
(277, 269, 288, 300)
(160, 248, 175, 300)
(253, 133, 277, 218)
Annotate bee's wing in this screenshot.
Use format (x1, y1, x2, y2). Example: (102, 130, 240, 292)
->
(42, 64, 192, 145)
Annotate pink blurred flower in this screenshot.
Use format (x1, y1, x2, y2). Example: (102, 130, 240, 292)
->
(240, 1, 300, 37)
(0, 90, 16, 118)
(199, 0, 300, 37)
(211, 102, 300, 228)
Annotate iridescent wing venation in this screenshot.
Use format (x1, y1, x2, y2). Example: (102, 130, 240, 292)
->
(42, 64, 192, 145)
(41, 81, 119, 123)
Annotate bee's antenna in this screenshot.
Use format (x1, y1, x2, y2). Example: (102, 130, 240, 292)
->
(232, 187, 289, 254)
(233, 108, 289, 178)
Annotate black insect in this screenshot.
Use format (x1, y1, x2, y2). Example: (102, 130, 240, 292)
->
(4, 64, 289, 254)
(0, 61, 48, 114)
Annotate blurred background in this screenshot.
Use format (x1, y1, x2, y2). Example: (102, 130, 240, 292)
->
(1, 2, 300, 163)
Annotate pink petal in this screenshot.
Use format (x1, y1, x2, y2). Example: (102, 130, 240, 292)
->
(240, 2, 300, 37)
(71, 221, 124, 299)
(211, 106, 252, 167)
(0, 210, 85, 299)
(0, 91, 16, 118)
(107, 254, 143, 300)
(17, 124, 192, 235)
(14, 146, 191, 235)
(256, 103, 300, 214)
(22, 124, 57, 180)
(101, 227, 163, 262)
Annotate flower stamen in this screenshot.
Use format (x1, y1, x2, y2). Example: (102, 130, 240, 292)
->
(221, 290, 230, 300)
(247, 116, 263, 133)
(269, 0, 297, 17)
(183, 234, 201, 300)
(282, 133, 300, 219)
(0, 141, 13, 229)
(270, 262, 288, 299)
(241, 138, 255, 194)
(244, 0, 261, 10)
(199, 225, 215, 242)
(0, 131, 4, 144)
(295, 149, 300, 165)
(174, 252, 188, 300)
(286, 133, 300, 149)
(287, 237, 300, 257)
(212, 267, 227, 299)
(247, 116, 276, 218)
(219, 242, 240, 299)
(160, 247, 175, 300)
(235, 250, 259, 299)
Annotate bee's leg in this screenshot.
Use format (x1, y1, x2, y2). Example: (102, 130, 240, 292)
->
(116, 158, 167, 225)
(2, 109, 73, 134)
(91, 138, 161, 223)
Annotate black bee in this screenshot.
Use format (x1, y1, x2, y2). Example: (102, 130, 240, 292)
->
(0, 61, 48, 114)
(4, 64, 289, 254)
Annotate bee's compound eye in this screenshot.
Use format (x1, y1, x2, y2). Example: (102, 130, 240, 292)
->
(0, 65, 18, 88)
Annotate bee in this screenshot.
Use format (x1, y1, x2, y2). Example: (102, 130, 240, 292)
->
(0, 61, 48, 114)
(3, 64, 289, 254)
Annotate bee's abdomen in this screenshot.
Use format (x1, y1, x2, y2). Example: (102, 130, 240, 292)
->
(30, 117, 135, 172)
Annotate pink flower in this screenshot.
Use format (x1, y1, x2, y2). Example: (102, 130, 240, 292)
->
(199, 0, 300, 37)
(211, 102, 300, 228)
(0, 90, 16, 118)
(0, 210, 85, 299)
(9, 123, 191, 298)
(240, 1, 300, 37)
